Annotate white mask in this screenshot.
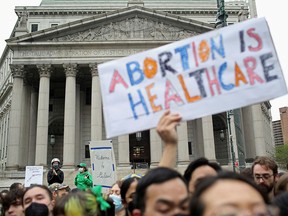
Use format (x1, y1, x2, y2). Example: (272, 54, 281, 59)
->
(78, 167, 84, 173)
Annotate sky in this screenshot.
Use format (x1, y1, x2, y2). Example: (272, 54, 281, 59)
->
(0, 0, 287, 121)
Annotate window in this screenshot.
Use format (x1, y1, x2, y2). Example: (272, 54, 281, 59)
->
(85, 145, 90, 158)
(188, 141, 192, 155)
(31, 24, 38, 32)
(51, 24, 58, 27)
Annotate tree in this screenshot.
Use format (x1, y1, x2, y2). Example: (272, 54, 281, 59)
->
(275, 144, 288, 170)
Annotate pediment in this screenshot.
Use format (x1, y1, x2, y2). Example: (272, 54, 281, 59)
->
(7, 6, 214, 45)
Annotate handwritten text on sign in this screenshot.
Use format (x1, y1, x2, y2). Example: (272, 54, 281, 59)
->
(90, 145, 116, 189)
(99, 17, 287, 138)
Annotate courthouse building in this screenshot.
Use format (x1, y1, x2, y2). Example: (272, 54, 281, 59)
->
(0, 0, 274, 181)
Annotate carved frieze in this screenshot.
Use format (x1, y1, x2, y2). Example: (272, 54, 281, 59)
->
(37, 64, 53, 78)
(49, 16, 198, 42)
(63, 64, 78, 77)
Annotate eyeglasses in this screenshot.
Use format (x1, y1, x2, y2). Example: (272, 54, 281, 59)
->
(254, 174, 274, 181)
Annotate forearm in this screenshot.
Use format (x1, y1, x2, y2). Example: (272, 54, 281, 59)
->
(159, 142, 177, 168)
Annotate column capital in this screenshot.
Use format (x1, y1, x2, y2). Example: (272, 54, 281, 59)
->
(37, 64, 52, 78)
(63, 63, 78, 77)
(10, 64, 25, 78)
(89, 63, 98, 77)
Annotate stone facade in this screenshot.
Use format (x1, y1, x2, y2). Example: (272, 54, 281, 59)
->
(0, 0, 275, 188)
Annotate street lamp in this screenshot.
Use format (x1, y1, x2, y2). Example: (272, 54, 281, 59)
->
(227, 110, 236, 172)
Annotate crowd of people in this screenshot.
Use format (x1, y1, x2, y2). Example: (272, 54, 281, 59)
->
(1, 110, 288, 216)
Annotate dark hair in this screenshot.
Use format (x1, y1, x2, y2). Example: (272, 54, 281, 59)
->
(252, 156, 278, 175)
(120, 177, 140, 202)
(272, 192, 288, 216)
(183, 157, 222, 183)
(2, 188, 25, 212)
(23, 184, 53, 204)
(189, 171, 269, 216)
(240, 167, 253, 181)
(274, 173, 288, 196)
(9, 182, 24, 191)
(134, 167, 187, 213)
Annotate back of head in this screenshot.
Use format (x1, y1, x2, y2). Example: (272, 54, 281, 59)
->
(53, 190, 98, 216)
(25, 202, 49, 216)
(252, 156, 278, 175)
(274, 173, 288, 196)
(134, 167, 186, 212)
(272, 192, 288, 216)
(184, 157, 222, 183)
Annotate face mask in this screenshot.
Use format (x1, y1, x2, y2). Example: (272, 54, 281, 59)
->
(109, 194, 123, 212)
(79, 167, 84, 172)
(53, 164, 59, 169)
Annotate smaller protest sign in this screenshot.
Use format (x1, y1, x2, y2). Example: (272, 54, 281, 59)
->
(89, 140, 117, 193)
(24, 166, 43, 187)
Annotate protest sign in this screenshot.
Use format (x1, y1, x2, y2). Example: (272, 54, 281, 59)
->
(89, 140, 117, 193)
(24, 166, 43, 187)
(98, 17, 287, 138)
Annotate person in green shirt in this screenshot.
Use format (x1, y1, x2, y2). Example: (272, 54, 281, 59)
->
(74, 162, 93, 191)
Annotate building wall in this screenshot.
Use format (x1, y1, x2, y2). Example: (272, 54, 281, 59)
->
(280, 107, 288, 144)
(0, 0, 276, 187)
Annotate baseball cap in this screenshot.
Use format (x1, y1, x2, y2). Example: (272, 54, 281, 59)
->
(77, 162, 87, 168)
(49, 183, 69, 192)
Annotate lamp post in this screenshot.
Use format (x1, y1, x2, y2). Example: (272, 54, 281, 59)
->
(227, 110, 236, 172)
(215, 0, 228, 28)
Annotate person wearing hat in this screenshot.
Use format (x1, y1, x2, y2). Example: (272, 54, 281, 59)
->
(48, 183, 70, 201)
(74, 162, 93, 191)
(47, 158, 64, 185)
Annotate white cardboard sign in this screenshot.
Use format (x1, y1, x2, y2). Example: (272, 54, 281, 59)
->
(98, 17, 287, 138)
(24, 166, 43, 187)
(89, 140, 117, 193)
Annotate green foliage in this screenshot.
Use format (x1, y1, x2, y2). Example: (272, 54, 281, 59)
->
(275, 145, 288, 169)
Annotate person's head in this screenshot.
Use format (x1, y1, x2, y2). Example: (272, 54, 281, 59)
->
(2, 188, 25, 216)
(252, 156, 279, 195)
(49, 183, 70, 201)
(274, 172, 288, 197)
(133, 167, 189, 216)
(53, 190, 102, 216)
(120, 176, 141, 215)
(51, 158, 61, 170)
(183, 157, 222, 194)
(110, 180, 122, 196)
(240, 167, 254, 181)
(77, 162, 88, 173)
(22, 185, 54, 215)
(9, 182, 24, 191)
(190, 171, 270, 216)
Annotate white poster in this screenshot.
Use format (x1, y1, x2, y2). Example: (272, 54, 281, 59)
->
(89, 140, 117, 193)
(98, 17, 287, 138)
(24, 166, 43, 187)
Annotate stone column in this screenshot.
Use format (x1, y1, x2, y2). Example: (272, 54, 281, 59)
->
(202, 116, 217, 160)
(6, 64, 25, 170)
(117, 135, 130, 168)
(35, 64, 52, 166)
(21, 79, 31, 167)
(63, 64, 78, 168)
(177, 122, 190, 165)
(89, 63, 102, 141)
(28, 88, 38, 165)
(150, 129, 162, 167)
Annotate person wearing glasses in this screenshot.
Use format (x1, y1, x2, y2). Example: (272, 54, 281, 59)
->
(252, 156, 279, 202)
